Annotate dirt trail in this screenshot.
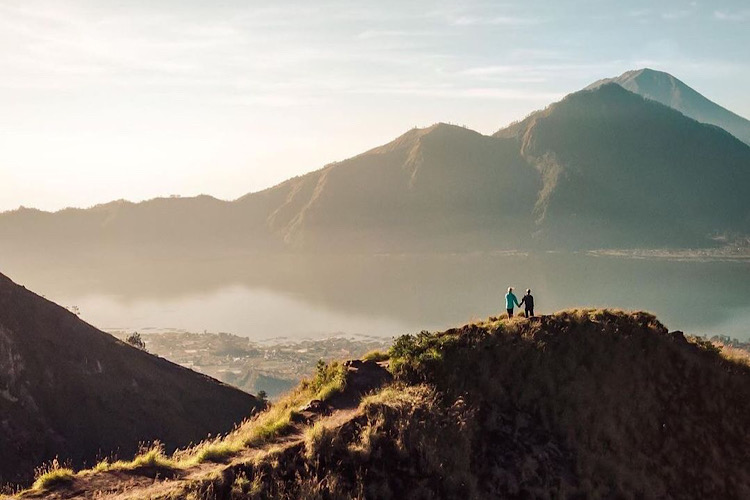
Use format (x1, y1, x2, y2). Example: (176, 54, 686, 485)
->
(17, 360, 391, 500)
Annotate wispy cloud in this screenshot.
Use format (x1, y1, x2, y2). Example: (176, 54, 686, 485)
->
(661, 9, 693, 21)
(714, 9, 750, 21)
(458, 61, 630, 80)
(625, 3, 698, 23)
(356, 29, 438, 40)
(347, 84, 562, 101)
(660, 1, 697, 21)
(452, 15, 544, 26)
(627, 8, 652, 18)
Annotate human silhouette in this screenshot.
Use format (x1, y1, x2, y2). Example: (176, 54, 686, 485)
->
(520, 289, 535, 317)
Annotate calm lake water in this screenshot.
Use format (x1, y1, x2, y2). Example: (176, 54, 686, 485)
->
(5, 253, 750, 341)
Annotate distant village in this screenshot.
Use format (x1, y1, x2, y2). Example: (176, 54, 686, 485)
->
(110, 329, 392, 400)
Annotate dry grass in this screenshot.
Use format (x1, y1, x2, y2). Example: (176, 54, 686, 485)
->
(359, 383, 432, 411)
(304, 422, 338, 460)
(180, 360, 347, 465)
(13, 359, 350, 500)
(717, 344, 750, 366)
(45, 359, 350, 488)
(175, 386, 308, 466)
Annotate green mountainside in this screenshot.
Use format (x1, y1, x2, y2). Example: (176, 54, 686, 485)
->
(496, 83, 750, 248)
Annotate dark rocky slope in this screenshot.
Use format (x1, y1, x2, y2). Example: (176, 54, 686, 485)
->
(0, 272, 261, 486)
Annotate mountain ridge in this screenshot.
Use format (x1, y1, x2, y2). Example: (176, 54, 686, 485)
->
(1, 72, 750, 257)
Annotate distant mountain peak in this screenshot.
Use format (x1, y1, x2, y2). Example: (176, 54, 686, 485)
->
(586, 68, 750, 145)
(615, 67, 673, 79)
(393, 122, 481, 141)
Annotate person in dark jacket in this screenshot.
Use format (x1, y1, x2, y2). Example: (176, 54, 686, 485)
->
(520, 289, 535, 317)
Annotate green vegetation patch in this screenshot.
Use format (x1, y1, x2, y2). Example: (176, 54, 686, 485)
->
(189, 440, 241, 465)
(308, 360, 348, 401)
(95, 443, 178, 472)
(362, 350, 389, 362)
(31, 466, 75, 492)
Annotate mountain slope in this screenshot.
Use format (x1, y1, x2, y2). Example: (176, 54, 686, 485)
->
(251, 123, 539, 251)
(28, 310, 750, 499)
(587, 68, 750, 145)
(0, 272, 261, 486)
(496, 83, 750, 248)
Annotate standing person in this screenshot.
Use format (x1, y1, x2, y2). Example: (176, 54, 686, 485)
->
(505, 287, 521, 318)
(520, 289, 535, 317)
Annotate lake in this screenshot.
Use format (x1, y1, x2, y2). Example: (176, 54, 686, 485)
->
(4, 252, 750, 341)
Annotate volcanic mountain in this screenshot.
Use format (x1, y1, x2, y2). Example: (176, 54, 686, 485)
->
(1, 72, 749, 257)
(588, 68, 750, 145)
(0, 272, 261, 486)
(495, 82, 750, 248)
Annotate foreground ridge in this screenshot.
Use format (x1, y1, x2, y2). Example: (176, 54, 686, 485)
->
(13, 309, 750, 500)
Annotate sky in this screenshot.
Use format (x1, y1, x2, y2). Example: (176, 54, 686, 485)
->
(1, 0, 749, 212)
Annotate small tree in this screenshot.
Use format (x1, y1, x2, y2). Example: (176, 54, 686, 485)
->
(126, 332, 147, 351)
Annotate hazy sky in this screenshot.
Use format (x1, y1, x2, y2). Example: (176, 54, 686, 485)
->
(1, 0, 749, 212)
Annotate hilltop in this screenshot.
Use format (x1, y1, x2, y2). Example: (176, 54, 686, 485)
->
(18, 310, 750, 499)
(0, 272, 262, 487)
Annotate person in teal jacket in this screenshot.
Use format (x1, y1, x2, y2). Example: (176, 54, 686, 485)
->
(505, 287, 521, 318)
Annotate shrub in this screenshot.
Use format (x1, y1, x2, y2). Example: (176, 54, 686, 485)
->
(689, 335, 723, 355)
(308, 360, 347, 401)
(125, 331, 147, 351)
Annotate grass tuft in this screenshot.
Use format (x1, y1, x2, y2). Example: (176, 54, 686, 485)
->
(190, 440, 241, 464)
(362, 350, 389, 362)
(31, 460, 75, 491)
(100, 442, 179, 472)
(303, 422, 340, 460)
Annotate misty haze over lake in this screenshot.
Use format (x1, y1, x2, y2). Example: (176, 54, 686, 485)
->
(5, 253, 749, 341)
